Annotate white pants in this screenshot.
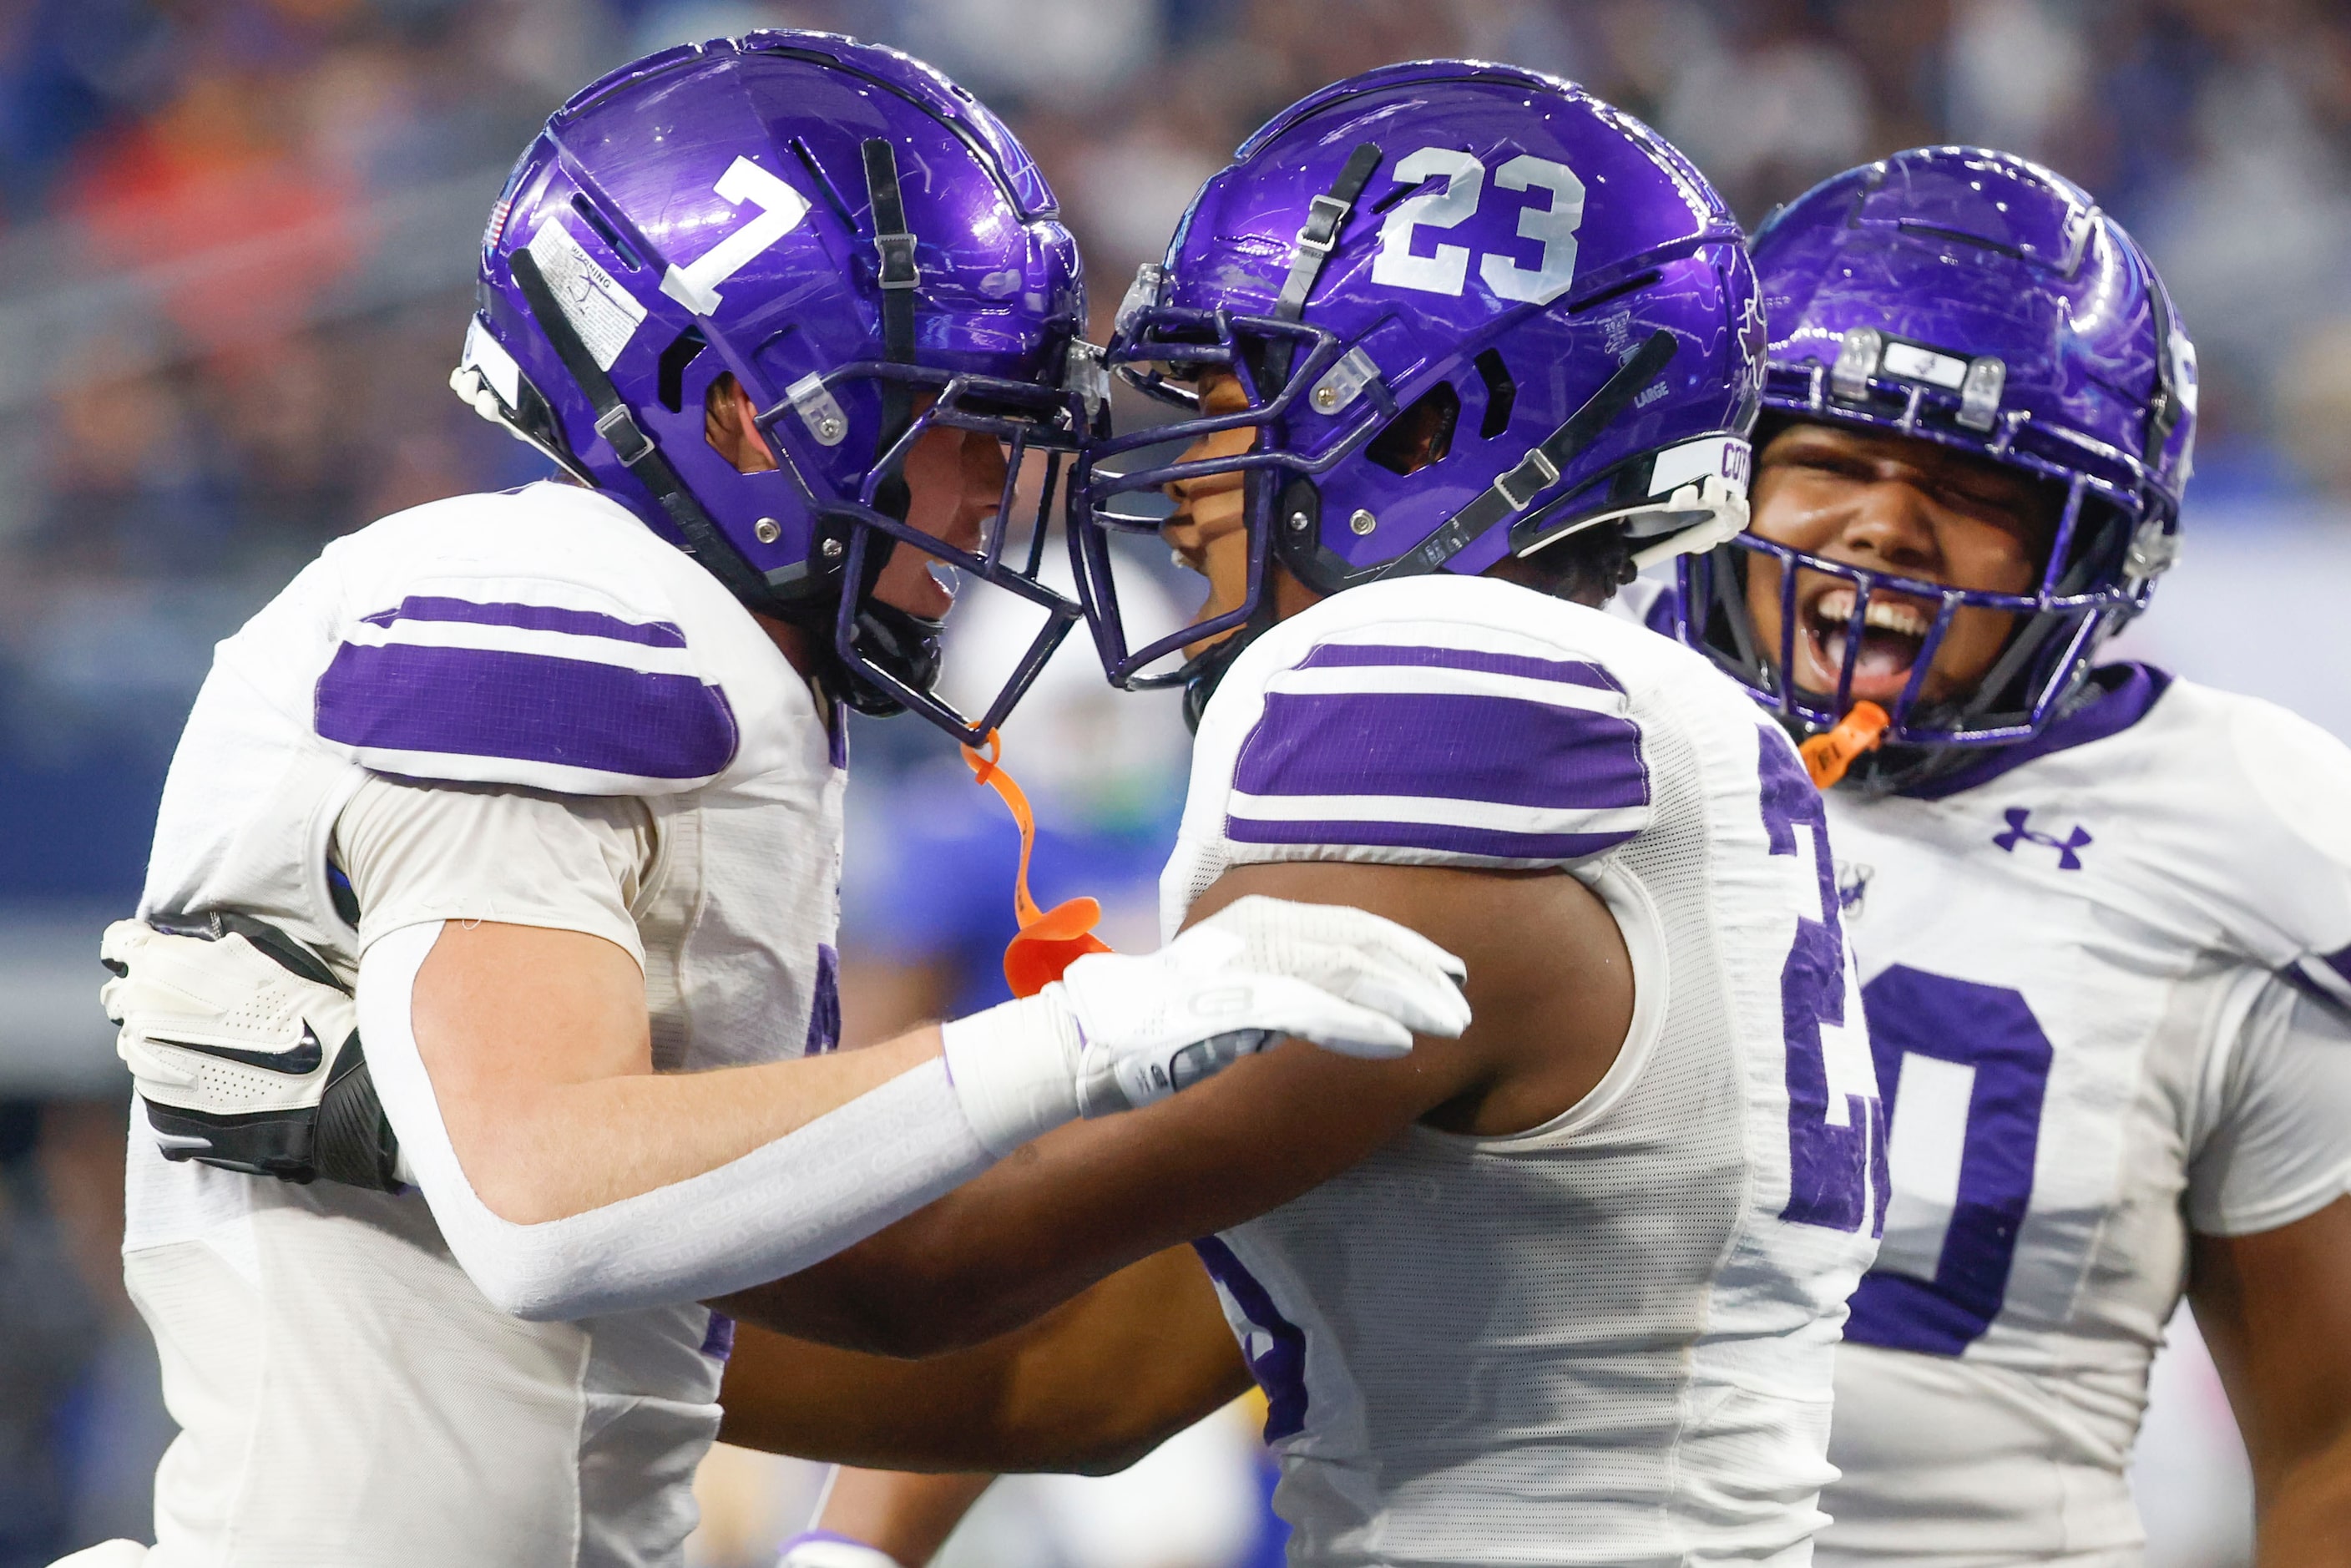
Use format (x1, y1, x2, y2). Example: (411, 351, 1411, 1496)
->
(124, 1181, 723, 1567)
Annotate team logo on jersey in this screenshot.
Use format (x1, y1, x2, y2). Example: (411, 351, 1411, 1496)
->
(1835, 861, 1873, 918)
(1993, 807, 2092, 871)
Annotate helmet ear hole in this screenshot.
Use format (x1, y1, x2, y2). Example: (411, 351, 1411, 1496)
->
(1474, 349, 1515, 438)
(656, 327, 708, 414)
(1367, 381, 1461, 477)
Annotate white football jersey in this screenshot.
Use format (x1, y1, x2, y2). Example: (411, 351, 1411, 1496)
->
(1162, 575, 1885, 1567)
(124, 481, 846, 1567)
(1805, 666, 2351, 1565)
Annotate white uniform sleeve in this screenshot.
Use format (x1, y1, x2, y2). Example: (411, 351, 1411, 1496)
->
(333, 776, 998, 1321)
(2187, 976, 2351, 1237)
(358, 919, 993, 1320)
(334, 775, 657, 964)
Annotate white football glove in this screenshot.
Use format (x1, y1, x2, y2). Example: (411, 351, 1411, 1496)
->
(774, 1534, 903, 1568)
(940, 894, 1470, 1155)
(100, 914, 407, 1190)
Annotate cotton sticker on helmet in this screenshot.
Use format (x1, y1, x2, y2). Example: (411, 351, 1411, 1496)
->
(526, 216, 646, 371)
(1651, 434, 1752, 498)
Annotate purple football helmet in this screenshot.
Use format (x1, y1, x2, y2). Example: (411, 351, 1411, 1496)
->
(448, 32, 1103, 745)
(1674, 146, 2197, 760)
(1072, 61, 1762, 717)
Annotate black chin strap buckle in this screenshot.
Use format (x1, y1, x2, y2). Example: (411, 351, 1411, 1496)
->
(1264, 142, 1382, 386)
(1275, 144, 1382, 321)
(508, 247, 776, 613)
(876, 233, 918, 291)
(862, 139, 921, 365)
(1377, 329, 1680, 582)
(594, 405, 654, 467)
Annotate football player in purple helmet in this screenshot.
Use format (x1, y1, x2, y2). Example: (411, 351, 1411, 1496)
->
(1662, 149, 2351, 1565)
(78, 35, 1467, 1566)
(679, 63, 1889, 1568)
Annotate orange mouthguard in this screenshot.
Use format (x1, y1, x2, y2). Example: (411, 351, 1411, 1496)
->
(963, 730, 1115, 998)
(1797, 701, 1891, 790)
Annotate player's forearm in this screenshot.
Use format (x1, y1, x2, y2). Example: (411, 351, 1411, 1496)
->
(365, 923, 999, 1319)
(722, 1045, 1422, 1357)
(447, 1031, 939, 1223)
(716, 1246, 1249, 1472)
(404, 917, 943, 1222)
(817, 1471, 998, 1565)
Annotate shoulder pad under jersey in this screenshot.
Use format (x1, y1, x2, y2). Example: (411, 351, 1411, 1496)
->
(307, 483, 806, 797)
(1181, 576, 1676, 873)
(1954, 675, 2351, 1013)
(2192, 685, 2351, 1009)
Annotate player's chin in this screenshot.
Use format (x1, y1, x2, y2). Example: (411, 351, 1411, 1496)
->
(875, 569, 956, 622)
(1180, 613, 1246, 662)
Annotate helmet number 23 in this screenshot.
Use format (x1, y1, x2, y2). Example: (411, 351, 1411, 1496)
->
(1370, 146, 1585, 306)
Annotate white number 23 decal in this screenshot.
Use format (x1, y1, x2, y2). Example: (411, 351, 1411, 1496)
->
(1370, 146, 1585, 306)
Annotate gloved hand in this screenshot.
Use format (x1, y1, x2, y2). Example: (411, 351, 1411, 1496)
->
(100, 913, 406, 1190)
(941, 894, 1469, 1154)
(774, 1533, 905, 1568)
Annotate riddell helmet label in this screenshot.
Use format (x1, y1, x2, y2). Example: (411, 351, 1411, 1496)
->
(527, 216, 647, 371)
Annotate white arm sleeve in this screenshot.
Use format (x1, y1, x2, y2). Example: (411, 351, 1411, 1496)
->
(2188, 977, 2351, 1237)
(358, 921, 994, 1320)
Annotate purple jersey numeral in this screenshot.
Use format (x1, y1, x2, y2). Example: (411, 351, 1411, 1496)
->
(1192, 1237, 1308, 1443)
(1758, 729, 1888, 1233)
(803, 943, 841, 1055)
(1845, 965, 2055, 1356)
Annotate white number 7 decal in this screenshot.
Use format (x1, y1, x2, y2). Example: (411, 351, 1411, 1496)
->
(1370, 146, 1585, 307)
(660, 155, 812, 316)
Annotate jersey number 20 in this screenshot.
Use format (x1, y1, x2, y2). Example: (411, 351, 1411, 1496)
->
(1844, 967, 2055, 1356)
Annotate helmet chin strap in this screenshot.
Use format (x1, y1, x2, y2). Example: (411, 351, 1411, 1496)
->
(1261, 141, 1382, 388)
(814, 138, 949, 724)
(508, 249, 781, 615)
(860, 137, 920, 525)
(1373, 330, 1680, 582)
(1181, 585, 1282, 734)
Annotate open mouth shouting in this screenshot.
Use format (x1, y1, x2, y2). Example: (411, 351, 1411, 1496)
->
(1798, 581, 1940, 703)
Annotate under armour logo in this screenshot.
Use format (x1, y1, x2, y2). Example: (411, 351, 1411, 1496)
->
(1994, 807, 2092, 871)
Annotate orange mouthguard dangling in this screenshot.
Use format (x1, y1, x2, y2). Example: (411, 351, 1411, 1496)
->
(962, 731, 1115, 998)
(1798, 701, 1891, 790)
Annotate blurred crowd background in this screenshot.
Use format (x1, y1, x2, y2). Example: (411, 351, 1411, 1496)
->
(3, 0, 2347, 1563)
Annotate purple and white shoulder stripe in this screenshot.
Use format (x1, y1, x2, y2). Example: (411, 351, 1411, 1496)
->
(316, 593, 738, 789)
(1225, 640, 1651, 864)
